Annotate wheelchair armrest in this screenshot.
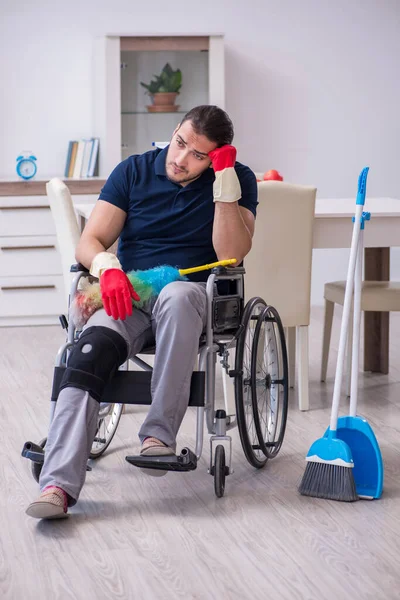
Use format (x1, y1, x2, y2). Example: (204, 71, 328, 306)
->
(208, 266, 245, 333)
(70, 263, 90, 273)
(211, 266, 245, 276)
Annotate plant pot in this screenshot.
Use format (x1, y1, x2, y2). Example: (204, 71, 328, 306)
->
(152, 92, 179, 106)
(145, 92, 180, 112)
(147, 104, 180, 113)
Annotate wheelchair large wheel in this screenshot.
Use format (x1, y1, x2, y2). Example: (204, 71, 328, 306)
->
(89, 403, 123, 459)
(251, 305, 288, 459)
(235, 297, 269, 469)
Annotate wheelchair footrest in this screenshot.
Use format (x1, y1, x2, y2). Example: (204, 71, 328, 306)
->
(125, 447, 197, 472)
(21, 441, 45, 464)
(22, 441, 92, 471)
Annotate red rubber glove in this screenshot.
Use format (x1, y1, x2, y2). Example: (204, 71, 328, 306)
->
(208, 145, 241, 203)
(208, 145, 237, 171)
(100, 269, 140, 321)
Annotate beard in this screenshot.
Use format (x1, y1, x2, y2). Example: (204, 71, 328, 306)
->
(166, 161, 206, 185)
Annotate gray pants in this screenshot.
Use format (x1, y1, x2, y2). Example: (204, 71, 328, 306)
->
(39, 281, 207, 503)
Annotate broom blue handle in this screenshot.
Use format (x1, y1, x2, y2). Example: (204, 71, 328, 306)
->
(356, 167, 369, 205)
(329, 203, 363, 431)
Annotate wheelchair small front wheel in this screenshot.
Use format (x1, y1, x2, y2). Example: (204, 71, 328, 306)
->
(31, 438, 46, 483)
(214, 445, 226, 498)
(89, 403, 123, 459)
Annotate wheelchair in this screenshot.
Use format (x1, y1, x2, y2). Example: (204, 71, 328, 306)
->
(22, 264, 289, 498)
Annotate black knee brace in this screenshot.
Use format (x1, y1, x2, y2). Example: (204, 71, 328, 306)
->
(59, 326, 128, 402)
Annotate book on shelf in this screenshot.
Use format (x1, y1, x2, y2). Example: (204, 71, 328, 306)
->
(64, 138, 99, 178)
(87, 138, 99, 177)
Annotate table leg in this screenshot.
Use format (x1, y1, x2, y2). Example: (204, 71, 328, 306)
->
(363, 247, 389, 373)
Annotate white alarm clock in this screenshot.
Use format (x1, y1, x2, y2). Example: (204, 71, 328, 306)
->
(16, 153, 37, 180)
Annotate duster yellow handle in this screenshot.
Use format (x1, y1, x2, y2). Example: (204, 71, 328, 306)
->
(179, 258, 237, 276)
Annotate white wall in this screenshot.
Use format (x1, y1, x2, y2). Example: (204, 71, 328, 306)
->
(1, 0, 400, 303)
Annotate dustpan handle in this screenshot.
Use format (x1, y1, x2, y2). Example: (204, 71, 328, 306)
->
(349, 213, 370, 416)
(349, 227, 363, 416)
(329, 204, 363, 431)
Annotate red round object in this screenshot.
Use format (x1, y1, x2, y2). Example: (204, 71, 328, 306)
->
(263, 169, 283, 181)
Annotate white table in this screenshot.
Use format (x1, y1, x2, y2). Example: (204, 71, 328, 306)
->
(75, 196, 400, 249)
(75, 196, 400, 373)
(313, 197, 400, 374)
(313, 197, 400, 249)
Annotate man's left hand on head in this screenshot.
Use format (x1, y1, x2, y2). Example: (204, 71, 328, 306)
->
(208, 145, 237, 172)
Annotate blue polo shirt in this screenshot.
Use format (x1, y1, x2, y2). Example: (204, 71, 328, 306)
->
(98, 146, 258, 282)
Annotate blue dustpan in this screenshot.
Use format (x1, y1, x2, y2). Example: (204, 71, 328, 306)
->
(324, 416, 383, 498)
(324, 168, 384, 499)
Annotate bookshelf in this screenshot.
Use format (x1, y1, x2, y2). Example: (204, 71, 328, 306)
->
(93, 34, 225, 177)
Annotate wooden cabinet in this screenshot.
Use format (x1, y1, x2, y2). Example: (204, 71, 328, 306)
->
(0, 179, 105, 326)
(93, 34, 225, 177)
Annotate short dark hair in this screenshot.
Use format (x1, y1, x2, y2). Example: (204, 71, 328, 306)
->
(180, 105, 234, 147)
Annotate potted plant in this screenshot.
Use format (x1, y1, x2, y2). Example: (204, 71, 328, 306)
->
(140, 63, 182, 112)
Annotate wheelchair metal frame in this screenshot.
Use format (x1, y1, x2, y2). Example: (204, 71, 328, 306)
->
(23, 264, 289, 497)
(52, 267, 245, 473)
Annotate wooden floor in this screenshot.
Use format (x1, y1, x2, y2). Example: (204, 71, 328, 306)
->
(2, 307, 400, 600)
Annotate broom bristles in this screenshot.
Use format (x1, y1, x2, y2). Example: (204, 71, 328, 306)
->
(299, 461, 358, 502)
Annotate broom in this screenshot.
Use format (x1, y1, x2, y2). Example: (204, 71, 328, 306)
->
(299, 167, 369, 501)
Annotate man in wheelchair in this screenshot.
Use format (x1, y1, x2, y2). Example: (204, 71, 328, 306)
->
(26, 105, 258, 519)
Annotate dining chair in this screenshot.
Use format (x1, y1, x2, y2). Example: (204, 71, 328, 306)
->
(246, 179, 317, 410)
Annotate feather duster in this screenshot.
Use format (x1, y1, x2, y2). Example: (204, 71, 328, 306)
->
(70, 259, 236, 328)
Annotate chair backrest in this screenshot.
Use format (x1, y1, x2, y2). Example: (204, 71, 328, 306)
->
(244, 181, 317, 327)
(46, 177, 81, 301)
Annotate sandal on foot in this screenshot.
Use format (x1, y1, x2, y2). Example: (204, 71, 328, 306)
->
(26, 486, 68, 520)
(139, 437, 175, 477)
(140, 437, 175, 457)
